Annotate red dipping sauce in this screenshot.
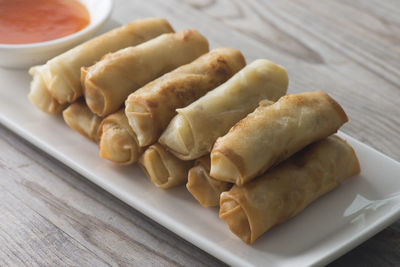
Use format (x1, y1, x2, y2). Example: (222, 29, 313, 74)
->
(0, 0, 90, 44)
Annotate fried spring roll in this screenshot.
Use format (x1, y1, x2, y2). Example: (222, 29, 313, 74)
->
(211, 91, 348, 185)
(98, 110, 143, 165)
(219, 135, 360, 244)
(29, 18, 174, 107)
(158, 59, 288, 160)
(139, 144, 194, 189)
(62, 100, 102, 142)
(125, 47, 246, 147)
(187, 156, 232, 207)
(82, 30, 209, 117)
(28, 66, 66, 114)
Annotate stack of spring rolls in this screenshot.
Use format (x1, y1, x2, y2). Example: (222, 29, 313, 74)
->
(28, 18, 360, 244)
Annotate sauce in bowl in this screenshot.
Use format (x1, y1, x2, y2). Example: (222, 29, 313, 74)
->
(0, 0, 90, 44)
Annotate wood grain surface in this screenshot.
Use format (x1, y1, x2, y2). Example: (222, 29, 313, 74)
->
(1, 0, 399, 266)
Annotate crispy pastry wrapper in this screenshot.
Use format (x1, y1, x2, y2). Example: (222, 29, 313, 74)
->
(139, 143, 194, 189)
(29, 18, 174, 108)
(82, 29, 209, 117)
(98, 110, 143, 165)
(125, 47, 246, 147)
(186, 156, 232, 207)
(28, 66, 66, 114)
(158, 59, 288, 160)
(219, 135, 360, 244)
(62, 100, 102, 142)
(211, 90, 349, 185)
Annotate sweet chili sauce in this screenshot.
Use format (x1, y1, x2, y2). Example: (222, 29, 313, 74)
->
(0, 0, 90, 44)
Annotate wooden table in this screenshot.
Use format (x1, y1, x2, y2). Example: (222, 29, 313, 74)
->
(1, 0, 399, 266)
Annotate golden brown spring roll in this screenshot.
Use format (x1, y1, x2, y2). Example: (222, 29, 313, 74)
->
(125, 47, 246, 147)
(82, 30, 209, 117)
(62, 100, 102, 142)
(29, 18, 174, 107)
(219, 135, 360, 244)
(139, 143, 194, 189)
(158, 59, 287, 160)
(98, 110, 143, 165)
(187, 156, 232, 207)
(28, 66, 66, 114)
(211, 90, 348, 186)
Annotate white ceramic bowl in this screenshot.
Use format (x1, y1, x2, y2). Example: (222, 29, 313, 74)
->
(0, 0, 113, 69)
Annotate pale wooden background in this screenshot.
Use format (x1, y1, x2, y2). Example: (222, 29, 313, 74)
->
(1, 0, 400, 266)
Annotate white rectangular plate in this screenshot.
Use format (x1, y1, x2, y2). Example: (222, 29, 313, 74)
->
(1, 67, 400, 267)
